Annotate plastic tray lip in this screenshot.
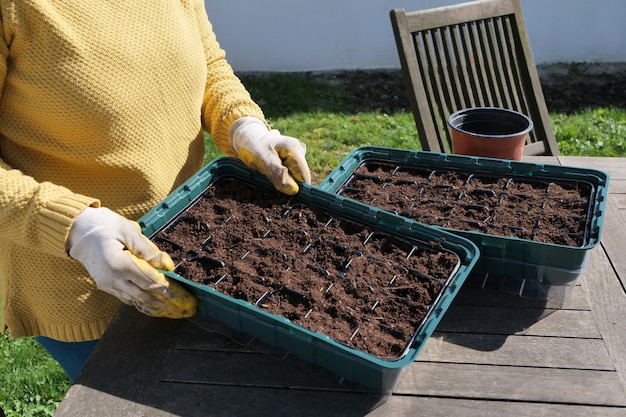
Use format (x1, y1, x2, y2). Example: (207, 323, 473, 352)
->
(318, 146, 609, 251)
(320, 146, 611, 181)
(141, 157, 480, 266)
(139, 157, 479, 371)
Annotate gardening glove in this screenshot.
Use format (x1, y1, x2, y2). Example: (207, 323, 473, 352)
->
(229, 116, 311, 195)
(67, 207, 195, 318)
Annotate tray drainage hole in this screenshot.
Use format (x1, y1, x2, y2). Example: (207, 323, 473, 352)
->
(473, 189, 498, 197)
(227, 232, 247, 243)
(465, 204, 490, 212)
(186, 254, 225, 268)
(461, 220, 482, 228)
(327, 240, 348, 251)
(271, 249, 288, 260)
(153, 237, 183, 251)
(283, 287, 308, 299)
(306, 263, 331, 277)
(378, 323, 405, 339)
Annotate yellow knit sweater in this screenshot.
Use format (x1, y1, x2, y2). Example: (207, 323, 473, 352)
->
(0, 0, 265, 341)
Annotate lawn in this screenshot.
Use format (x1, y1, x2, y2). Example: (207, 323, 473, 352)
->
(2, 71, 625, 416)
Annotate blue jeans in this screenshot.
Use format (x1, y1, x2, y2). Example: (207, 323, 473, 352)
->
(35, 336, 99, 381)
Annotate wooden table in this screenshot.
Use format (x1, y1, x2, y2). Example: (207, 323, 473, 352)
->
(55, 156, 626, 417)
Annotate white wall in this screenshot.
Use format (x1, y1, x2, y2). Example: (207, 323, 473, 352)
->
(204, 0, 626, 72)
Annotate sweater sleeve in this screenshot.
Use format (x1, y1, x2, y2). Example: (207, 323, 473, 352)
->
(193, 1, 269, 155)
(0, 29, 98, 258)
(0, 160, 99, 259)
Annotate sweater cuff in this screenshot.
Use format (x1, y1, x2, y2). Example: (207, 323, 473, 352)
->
(212, 106, 269, 157)
(38, 194, 101, 258)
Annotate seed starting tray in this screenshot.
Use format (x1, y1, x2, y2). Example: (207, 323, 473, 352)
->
(319, 146, 609, 293)
(139, 157, 479, 394)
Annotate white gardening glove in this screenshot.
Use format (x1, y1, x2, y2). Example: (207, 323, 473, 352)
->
(229, 116, 312, 195)
(66, 207, 189, 317)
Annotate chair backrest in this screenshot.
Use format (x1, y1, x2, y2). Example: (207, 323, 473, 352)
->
(390, 0, 559, 156)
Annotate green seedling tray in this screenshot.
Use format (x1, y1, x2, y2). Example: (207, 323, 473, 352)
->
(319, 146, 609, 286)
(139, 157, 479, 394)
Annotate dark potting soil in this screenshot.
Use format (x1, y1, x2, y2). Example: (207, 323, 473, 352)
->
(152, 177, 459, 360)
(338, 162, 593, 247)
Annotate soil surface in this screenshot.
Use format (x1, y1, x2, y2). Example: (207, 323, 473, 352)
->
(256, 62, 626, 115)
(152, 177, 460, 360)
(339, 162, 592, 247)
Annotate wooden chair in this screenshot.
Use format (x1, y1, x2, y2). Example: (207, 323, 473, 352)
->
(390, 0, 560, 156)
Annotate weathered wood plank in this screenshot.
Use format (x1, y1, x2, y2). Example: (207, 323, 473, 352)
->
(55, 310, 389, 417)
(417, 332, 613, 370)
(559, 156, 626, 179)
(611, 193, 626, 209)
(159, 348, 351, 390)
(55, 382, 388, 417)
(397, 362, 626, 406)
(522, 155, 558, 164)
(368, 396, 626, 417)
(608, 179, 626, 195)
(454, 280, 589, 310)
(437, 306, 600, 338)
(55, 377, 626, 417)
(595, 195, 626, 291)
(581, 241, 626, 388)
(55, 385, 171, 417)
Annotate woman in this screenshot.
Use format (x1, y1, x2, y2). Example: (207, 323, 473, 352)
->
(0, 0, 310, 380)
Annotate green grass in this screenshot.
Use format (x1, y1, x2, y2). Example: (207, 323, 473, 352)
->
(1, 323, 71, 416)
(3, 71, 626, 416)
(236, 73, 626, 182)
(552, 107, 626, 156)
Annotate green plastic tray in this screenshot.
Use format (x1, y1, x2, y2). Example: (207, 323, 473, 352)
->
(319, 146, 609, 287)
(139, 157, 479, 394)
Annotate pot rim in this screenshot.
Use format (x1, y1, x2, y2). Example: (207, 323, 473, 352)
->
(447, 107, 534, 139)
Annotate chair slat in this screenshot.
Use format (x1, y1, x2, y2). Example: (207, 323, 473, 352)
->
(390, 0, 560, 156)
